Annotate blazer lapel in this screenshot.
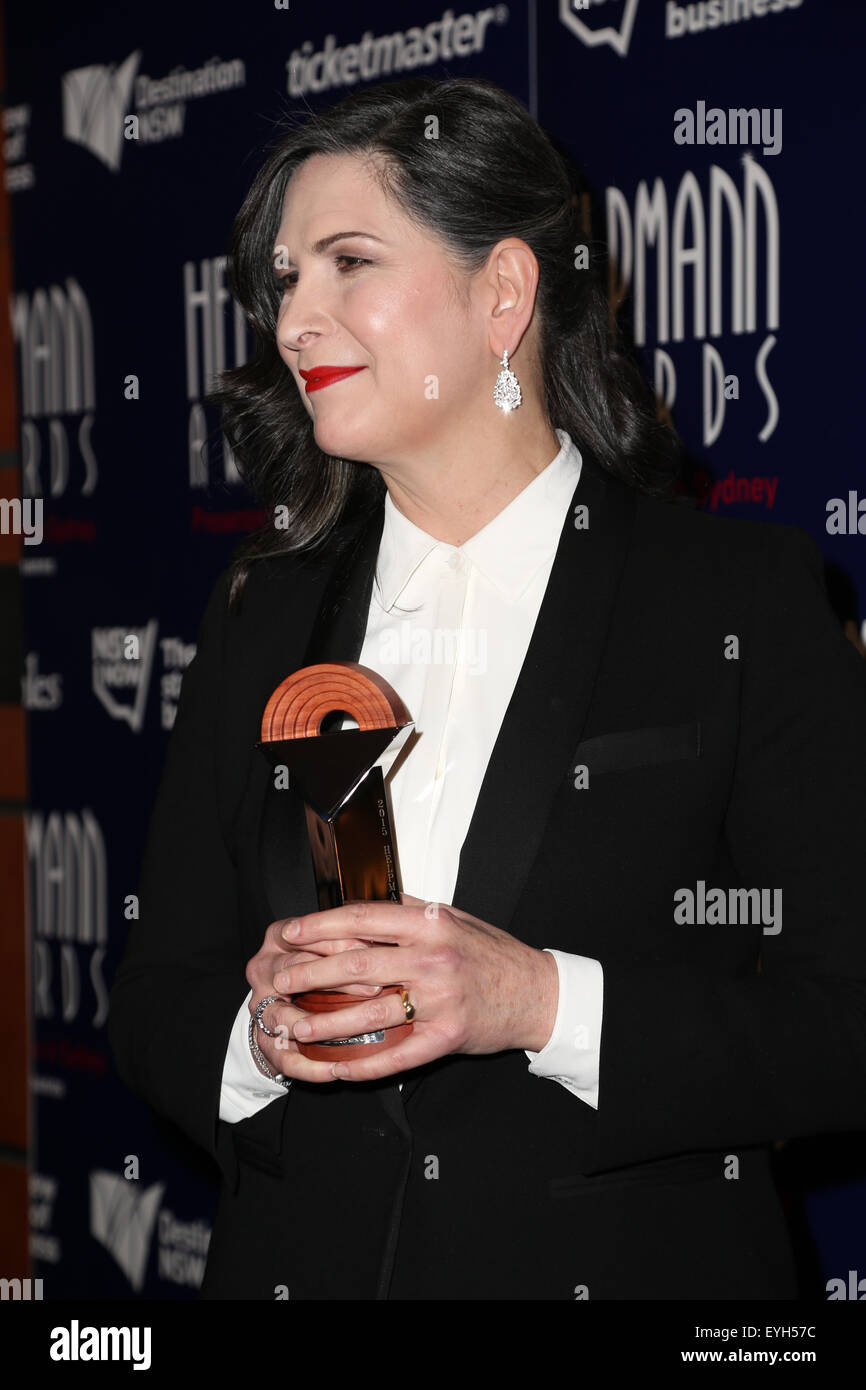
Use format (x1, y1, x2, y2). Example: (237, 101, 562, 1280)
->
(452, 448, 635, 925)
(302, 500, 386, 666)
(400, 447, 636, 1103)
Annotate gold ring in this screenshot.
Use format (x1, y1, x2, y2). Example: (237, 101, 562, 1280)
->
(399, 987, 416, 1022)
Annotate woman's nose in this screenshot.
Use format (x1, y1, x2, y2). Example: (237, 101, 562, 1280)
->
(277, 276, 334, 352)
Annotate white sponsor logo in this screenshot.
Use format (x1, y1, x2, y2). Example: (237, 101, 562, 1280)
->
(62, 50, 245, 171)
(4, 103, 34, 192)
(159, 636, 195, 730)
(20, 557, 58, 576)
(22, 652, 63, 711)
(287, 7, 506, 98)
(28, 809, 109, 1028)
(89, 1172, 164, 1293)
(12, 277, 98, 500)
(559, 0, 640, 57)
(30, 1075, 67, 1099)
(157, 1209, 211, 1288)
(90, 1172, 211, 1293)
(185, 255, 247, 486)
(91, 621, 158, 732)
(606, 159, 780, 446)
(666, 0, 805, 41)
(559, 1, 805, 54)
(62, 52, 141, 172)
(29, 1172, 61, 1266)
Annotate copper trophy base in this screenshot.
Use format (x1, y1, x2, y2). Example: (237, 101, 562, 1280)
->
(294, 985, 413, 1060)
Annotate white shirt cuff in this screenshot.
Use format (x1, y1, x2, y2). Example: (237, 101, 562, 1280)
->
(219, 989, 290, 1123)
(524, 949, 603, 1109)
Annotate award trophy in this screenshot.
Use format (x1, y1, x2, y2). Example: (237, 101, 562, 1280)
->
(258, 661, 414, 1060)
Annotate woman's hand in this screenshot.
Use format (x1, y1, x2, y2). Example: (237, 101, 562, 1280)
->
(245, 918, 384, 1084)
(261, 894, 559, 1083)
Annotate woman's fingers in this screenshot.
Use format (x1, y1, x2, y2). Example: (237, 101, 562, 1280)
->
(250, 931, 384, 1000)
(332, 983, 384, 996)
(327, 1028, 445, 1083)
(283, 901, 421, 947)
(290, 990, 410, 1046)
(274, 946, 412, 996)
(266, 918, 371, 957)
(266, 945, 383, 998)
(291, 939, 385, 994)
(294, 934, 373, 956)
(252, 999, 344, 1084)
(253, 993, 430, 1085)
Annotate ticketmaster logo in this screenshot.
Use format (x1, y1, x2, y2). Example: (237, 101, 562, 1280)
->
(90, 1172, 164, 1292)
(286, 7, 506, 98)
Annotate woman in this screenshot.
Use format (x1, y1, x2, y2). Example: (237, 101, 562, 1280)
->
(109, 77, 866, 1301)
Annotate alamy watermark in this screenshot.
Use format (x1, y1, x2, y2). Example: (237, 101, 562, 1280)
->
(49, 1321, 151, 1370)
(0, 497, 42, 544)
(674, 880, 782, 935)
(377, 623, 487, 675)
(1, 1277, 43, 1299)
(674, 102, 782, 157)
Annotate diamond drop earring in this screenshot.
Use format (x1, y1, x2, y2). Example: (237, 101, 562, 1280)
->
(493, 348, 522, 413)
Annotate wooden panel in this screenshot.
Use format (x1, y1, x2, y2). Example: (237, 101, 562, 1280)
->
(0, 0, 31, 1282)
(0, 464, 21, 565)
(0, 815, 28, 1150)
(0, 1164, 29, 1276)
(0, 705, 26, 801)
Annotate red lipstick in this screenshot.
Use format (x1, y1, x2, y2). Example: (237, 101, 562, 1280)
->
(299, 365, 367, 393)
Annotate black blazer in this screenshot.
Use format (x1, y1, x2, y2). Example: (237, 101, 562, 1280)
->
(109, 447, 866, 1300)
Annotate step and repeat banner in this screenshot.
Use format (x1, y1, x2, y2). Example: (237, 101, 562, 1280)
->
(5, 0, 865, 1299)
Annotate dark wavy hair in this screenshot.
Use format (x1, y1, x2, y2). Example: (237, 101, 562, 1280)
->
(207, 76, 683, 608)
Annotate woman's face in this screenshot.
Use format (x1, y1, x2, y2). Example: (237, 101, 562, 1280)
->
(273, 152, 486, 469)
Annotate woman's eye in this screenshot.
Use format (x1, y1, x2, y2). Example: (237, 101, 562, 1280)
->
(275, 256, 369, 295)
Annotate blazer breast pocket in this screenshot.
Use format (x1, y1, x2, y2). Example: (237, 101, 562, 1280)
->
(548, 1150, 721, 1199)
(572, 721, 702, 777)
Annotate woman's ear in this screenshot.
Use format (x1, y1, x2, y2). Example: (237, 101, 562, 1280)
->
(485, 239, 540, 358)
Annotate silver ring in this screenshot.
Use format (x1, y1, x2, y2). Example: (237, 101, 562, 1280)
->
(247, 1013, 291, 1090)
(255, 994, 286, 1037)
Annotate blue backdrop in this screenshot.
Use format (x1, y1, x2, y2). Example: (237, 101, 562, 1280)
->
(7, 0, 865, 1298)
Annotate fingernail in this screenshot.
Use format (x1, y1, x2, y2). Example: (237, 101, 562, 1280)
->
(282, 920, 301, 940)
(332, 1064, 349, 1079)
(293, 1021, 311, 1039)
(275, 973, 290, 992)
